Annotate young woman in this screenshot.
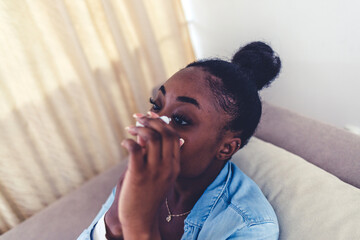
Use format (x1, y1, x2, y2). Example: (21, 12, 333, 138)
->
(78, 41, 281, 240)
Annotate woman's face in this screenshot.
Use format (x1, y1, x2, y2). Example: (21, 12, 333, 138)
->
(149, 67, 230, 178)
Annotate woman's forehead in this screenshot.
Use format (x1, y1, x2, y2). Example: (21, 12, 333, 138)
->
(160, 67, 228, 116)
(164, 67, 211, 97)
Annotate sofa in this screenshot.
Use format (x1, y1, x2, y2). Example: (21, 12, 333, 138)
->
(2, 102, 360, 240)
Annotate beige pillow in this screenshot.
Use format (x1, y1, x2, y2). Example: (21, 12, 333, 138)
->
(232, 137, 360, 240)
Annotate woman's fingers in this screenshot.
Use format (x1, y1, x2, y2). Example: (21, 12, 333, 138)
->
(126, 126, 162, 167)
(147, 111, 159, 118)
(119, 114, 180, 238)
(135, 117, 180, 175)
(136, 116, 179, 142)
(126, 115, 181, 181)
(121, 139, 145, 172)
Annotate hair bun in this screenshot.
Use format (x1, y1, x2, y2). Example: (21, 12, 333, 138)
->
(231, 41, 281, 91)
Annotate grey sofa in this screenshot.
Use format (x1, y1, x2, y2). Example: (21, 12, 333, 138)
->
(2, 102, 360, 240)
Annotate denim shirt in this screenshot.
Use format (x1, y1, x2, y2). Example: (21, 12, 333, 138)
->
(78, 161, 279, 240)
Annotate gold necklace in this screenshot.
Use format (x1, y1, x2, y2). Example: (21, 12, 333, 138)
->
(165, 198, 191, 222)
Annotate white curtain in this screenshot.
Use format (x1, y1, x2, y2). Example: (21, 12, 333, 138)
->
(0, 0, 194, 233)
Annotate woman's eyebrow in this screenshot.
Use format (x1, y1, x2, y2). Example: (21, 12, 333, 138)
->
(159, 85, 166, 95)
(176, 96, 200, 109)
(159, 85, 200, 109)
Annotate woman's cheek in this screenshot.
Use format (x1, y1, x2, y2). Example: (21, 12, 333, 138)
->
(177, 141, 212, 177)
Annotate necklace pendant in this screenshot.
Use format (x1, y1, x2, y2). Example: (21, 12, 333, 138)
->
(166, 215, 172, 222)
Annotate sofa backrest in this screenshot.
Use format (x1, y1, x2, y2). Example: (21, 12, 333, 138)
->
(255, 102, 360, 189)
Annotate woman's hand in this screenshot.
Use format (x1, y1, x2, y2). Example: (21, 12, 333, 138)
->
(119, 114, 181, 240)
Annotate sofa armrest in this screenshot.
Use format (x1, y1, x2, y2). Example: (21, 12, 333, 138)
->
(1, 162, 127, 240)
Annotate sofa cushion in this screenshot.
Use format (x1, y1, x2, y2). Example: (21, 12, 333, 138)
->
(255, 102, 360, 189)
(232, 137, 360, 239)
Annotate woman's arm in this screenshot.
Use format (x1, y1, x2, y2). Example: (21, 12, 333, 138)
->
(118, 115, 181, 240)
(99, 114, 180, 240)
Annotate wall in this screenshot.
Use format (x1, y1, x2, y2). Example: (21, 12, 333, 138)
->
(181, 0, 360, 131)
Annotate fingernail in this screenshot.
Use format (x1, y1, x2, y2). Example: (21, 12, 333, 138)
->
(132, 113, 143, 118)
(137, 117, 145, 124)
(125, 126, 136, 132)
(147, 111, 159, 118)
(179, 138, 185, 147)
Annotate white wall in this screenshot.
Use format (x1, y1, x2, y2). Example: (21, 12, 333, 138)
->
(181, 0, 360, 131)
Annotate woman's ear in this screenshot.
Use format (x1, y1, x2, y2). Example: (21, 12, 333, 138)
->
(217, 138, 241, 161)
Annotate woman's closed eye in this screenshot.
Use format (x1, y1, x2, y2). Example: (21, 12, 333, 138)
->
(149, 97, 191, 127)
(172, 114, 191, 126)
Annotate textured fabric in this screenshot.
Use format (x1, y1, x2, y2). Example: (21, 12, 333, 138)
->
(234, 137, 360, 240)
(255, 102, 360, 189)
(78, 162, 279, 240)
(0, 0, 194, 234)
(181, 162, 279, 240)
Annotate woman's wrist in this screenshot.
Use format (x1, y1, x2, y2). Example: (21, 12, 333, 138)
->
(121, 222, 161, 240)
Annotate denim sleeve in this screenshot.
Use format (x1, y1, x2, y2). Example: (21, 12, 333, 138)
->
(77, 187, 116, 240)
(228, 222, 279, 240)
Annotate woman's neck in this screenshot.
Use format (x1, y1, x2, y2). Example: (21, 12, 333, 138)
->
(167, 160, 226, 211)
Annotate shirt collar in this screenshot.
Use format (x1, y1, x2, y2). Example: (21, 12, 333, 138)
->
(184, 161, 232, 227)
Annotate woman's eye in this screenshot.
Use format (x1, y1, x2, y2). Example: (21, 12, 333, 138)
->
(172, 115, 190, 126)
(149, 98, 161, 111)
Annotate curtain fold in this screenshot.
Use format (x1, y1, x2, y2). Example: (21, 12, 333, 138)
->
(0, 0, 194, 234)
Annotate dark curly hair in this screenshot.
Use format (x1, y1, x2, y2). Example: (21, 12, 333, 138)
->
(186, 41, 281, 148)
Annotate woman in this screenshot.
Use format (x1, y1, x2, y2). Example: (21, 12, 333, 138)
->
(78, 41, 281, 240)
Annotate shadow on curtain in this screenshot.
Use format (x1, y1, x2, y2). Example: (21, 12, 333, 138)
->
(0, 0, 194, 234)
